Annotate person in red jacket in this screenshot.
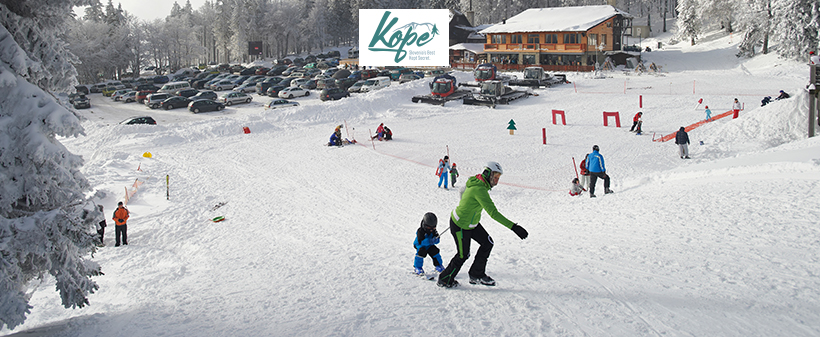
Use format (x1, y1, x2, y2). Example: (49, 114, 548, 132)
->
(112, 201, 130, 246)
(630, 112, 642, 132)
(371, 123, 385, 140)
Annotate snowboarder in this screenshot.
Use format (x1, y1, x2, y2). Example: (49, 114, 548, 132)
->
(630, 112, 642, 132)
(97, 205, 106, 246)
(413, 212, 445, 276)
(112, 201, 129, 246)
(449, 163, 459, 188)
(775, 90, 790, 101)
(587, 145, 613, 198)
(436, 156, 450, 190)
(569, 177, 585, 196)
(675, 127, 691, 159)
(437, 162, 528, 288)
(704, 106, 712, 121)
(732, 98, 742, 119)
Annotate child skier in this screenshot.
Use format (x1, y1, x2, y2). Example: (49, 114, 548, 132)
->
(449, 163, 459, 188)
(569, 177, 585, 196)
(413, 212, 444, 276)
(436, 156, 450, 189)
(704, 106, 712, 121)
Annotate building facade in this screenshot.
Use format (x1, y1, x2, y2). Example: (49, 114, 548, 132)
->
(479, 5, 632, 69)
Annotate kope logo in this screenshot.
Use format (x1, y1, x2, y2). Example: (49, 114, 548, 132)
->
(359, 9, 449, 67)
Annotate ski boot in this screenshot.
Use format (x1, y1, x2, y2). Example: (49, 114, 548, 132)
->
(437, 279, 459, 288)
(469, 275, 496, 286)
(414, 267, 425, 276)
(435, 265, 445, 273)
(605, 188, 614, 194)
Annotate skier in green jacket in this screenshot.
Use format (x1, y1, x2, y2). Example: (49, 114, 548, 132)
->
(437, 161, 528, 288)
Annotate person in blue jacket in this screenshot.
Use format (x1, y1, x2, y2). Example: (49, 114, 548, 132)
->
(413, 212, 444, 275)
(328, 125, 342, 146)
(587, 145, 613, 198)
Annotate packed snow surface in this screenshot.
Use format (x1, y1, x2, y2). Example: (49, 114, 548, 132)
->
(3, 31, 819, 336)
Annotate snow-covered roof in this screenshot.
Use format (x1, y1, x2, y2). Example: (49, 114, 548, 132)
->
(480, 5, 632, 34)
(449, 43, 485, 54)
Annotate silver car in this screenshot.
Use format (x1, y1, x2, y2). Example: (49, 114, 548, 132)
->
(218, 91, 252, 106)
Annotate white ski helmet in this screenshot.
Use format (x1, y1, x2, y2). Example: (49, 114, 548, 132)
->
(485, 161, 503, 174)
(482, 161, 503, 187)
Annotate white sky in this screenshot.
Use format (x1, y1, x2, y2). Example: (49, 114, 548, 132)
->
(74, 0, 208, 22)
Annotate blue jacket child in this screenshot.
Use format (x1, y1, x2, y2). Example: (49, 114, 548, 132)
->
(413, 212, 444, 275)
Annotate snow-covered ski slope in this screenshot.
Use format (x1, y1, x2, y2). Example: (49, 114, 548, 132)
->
(5, 30, 820, 336)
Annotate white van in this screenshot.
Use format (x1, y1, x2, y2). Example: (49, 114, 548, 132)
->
(360, 76, 391, 92)
(158, 81, 191, 94)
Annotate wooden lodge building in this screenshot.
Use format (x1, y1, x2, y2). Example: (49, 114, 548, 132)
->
(454, 5, 633, 72)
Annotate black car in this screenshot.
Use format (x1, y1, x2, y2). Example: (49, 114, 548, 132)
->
(176, 88, 199, 98)
(160, 96, 191, 110)
(120, 116, 157, 125)
(75, 85, 90, 95)
(192, 74, 218, 89)
(320, 87, 350, 101)
(299, 79, 317, 90)
(239, 67, 259, 75)
(189, 99, 225, 113)
(72, 94, 91, 109)
(335, 77, 358, 90)
(256, 78, 281, 95)
(191, 90, 218, 101)
(266, 85, 286, 97)
(266, 65, 288, 76)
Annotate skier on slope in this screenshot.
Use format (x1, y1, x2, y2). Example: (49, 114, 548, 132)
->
(413, 212, 445, 276)
(437, 162, 528, 288)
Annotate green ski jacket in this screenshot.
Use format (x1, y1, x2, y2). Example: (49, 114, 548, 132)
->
(450, 174, 515, 230)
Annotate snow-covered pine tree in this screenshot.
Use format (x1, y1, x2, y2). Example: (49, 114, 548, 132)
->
(0, 1, 102, 330)
(772, 0, 819, 59)
(674, 0, 700, 45)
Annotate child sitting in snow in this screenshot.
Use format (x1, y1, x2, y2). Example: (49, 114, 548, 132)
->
(413, 212, 444, 276)
(569, 177, 585, 196)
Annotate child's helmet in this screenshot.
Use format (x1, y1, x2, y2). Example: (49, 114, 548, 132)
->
(421, 212, 437, 230)
(451, 163, 456, 167)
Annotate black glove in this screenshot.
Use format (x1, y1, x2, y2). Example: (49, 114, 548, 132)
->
(118, 219, 124, 223)
(511, 224, 528, 240)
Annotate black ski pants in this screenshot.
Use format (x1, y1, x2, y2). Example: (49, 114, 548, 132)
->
(589, 172, 610, 195)
(115, 224, 128, 246)
(438, 219, 494, 285)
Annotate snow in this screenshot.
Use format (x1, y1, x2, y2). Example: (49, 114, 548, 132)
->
(3, 30, 820, 336)
(480, 5, 632, 34)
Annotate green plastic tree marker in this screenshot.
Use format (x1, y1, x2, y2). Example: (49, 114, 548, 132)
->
(508, 119, 517, 135)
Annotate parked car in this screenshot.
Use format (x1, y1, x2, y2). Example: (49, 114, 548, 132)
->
(72, 95, 91, 109)
(265, 85, 287, 97)
(175, 88, 199, 98)
(233, 82, 257, 93)
(335, 77, 358, 90)
(160, 96, 192, 110)
(136, 90, 156, 104)
(152, 75, 170, 84)
(101, 86, 118, 97)
(255, 67, 270, 75)
(320, 87, 350, 101)
(256, 78, 282, 95)
(121, 91, 138, 103)
(266, 65, 288, 76)
(399, 73, 422, 84)
(348, 71, 362, 81)
(278, 86, 310, 98)
(188, 99, 225, 113)
(90, 83, 106, 93)
(211, 80, 236, 91)
(135, 83, 158, 91)
(112, 89, 131, 101)
(75, 85, 90, 95)
(425, 69, 447, 77)
(299, 79, 317, 90)
(239, 67, 259, 75)
(281, 66, 300, 76)
(145, 93, 173, 109)
(316, 78, 337, 90)
(360, 76, 391, 92)
(193, 74, 220, 89)
(119, 116, 157, 125)
(290, 78, 311, 88)
(348, 80, 367, 93)
(264, 99, 300, 109)
(219, 91, 252, 106)
(191, 90, 218, 101)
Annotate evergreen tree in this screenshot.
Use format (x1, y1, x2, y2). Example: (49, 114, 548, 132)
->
(0, 1, 102, 330)
(675, 0, 700, 45)
(772, 0, 819, 59)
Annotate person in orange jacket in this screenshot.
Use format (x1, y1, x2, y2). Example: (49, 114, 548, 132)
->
(112, 201, 130, 246)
